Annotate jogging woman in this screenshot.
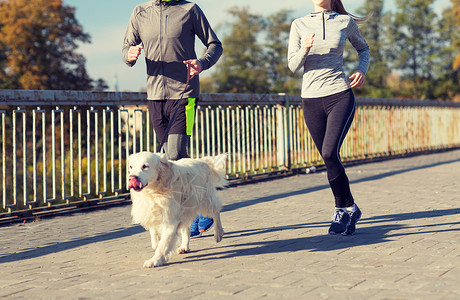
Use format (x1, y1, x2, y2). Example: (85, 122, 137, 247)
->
(288, 0, 370, 235)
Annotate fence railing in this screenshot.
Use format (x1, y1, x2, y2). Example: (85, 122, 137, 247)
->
(1, 90, 459, 218)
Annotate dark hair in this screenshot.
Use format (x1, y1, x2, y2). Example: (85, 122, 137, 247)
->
(331, 0, 368, 24)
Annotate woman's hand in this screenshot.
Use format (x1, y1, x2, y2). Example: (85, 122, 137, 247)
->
(303, 34, 315, 51)
(349, 70, 366, 88)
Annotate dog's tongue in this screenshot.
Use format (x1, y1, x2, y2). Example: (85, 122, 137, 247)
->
(128, 178, 143, 190)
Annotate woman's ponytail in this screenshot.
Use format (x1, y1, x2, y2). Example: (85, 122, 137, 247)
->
(331, 0, 369, 24)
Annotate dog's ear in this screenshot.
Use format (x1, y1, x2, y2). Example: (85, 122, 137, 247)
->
(155, 156, 173, 186)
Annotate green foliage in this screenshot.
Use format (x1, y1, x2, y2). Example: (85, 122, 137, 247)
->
(206, 2, 458, 100)
(264, 10, 301, 94)
(386, 0, 439, 99)
(93, 79, 110, 92)
(209, 7, 301, 95)
(434, 3, 460, 99)
(341, 0, 458, 100)
(355, 0, 392, 97)
(452, 0, 460, 70)
(212, 7, 269, 94)
(2, 0, 457, 99)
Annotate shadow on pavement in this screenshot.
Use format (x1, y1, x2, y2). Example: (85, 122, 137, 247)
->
(181, 207, 460, 264)
(222, 158, 459, 213)
(1, 208, 458, 265)
(222, 184, 330, 212)
(350, 158, 459, 185)
(0, 226, 144, 264)
(1, 157, 458, 266)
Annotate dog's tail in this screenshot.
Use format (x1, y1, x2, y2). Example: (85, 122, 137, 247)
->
(201, 154, 228, 189)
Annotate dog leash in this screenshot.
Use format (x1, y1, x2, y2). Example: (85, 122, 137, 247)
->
(157, 63, 192, 153)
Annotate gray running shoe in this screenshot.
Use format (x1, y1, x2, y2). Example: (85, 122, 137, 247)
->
(328, 209, 350, 235)
(342, 204, 362, 236)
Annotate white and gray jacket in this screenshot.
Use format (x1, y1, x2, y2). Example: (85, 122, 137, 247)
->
(288, 11, 370, 98)
(122, 0, 222, 100)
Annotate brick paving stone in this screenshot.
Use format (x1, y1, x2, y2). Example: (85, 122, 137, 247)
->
(0, 150, 459, 299)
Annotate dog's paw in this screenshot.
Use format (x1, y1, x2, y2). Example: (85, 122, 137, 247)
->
(177, 247, 189, 254)
(143, 259, 155, 268)
(143, 257, 165, 268)
(214, 230, 224, 243)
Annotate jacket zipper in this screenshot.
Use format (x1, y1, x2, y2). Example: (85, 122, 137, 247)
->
(164, 14, 169, 99)
(322, 11, 326, 40)
(160, 4, 167, 99)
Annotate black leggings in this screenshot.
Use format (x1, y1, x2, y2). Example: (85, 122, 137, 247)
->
(302, 89, 355, 208)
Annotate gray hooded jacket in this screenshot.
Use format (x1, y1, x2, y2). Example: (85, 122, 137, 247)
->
(122, 0, 222, 100)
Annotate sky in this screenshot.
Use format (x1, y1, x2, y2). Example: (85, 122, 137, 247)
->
(64, 0, 452, 92)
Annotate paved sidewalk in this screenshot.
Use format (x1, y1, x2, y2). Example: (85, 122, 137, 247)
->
(1, 150, 459, 299)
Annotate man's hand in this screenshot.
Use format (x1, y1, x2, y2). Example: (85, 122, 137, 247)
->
(128, 45, 143, 62)
(349, 70, 366, 88)
(183, 59, 202, 79)
(303, 34, 315, 51)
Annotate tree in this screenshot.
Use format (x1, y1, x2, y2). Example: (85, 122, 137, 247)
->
(0, 0, 96, 90)
(199, 77, 217, 93)
(93, 79, 109, 92)
(264, 10, 300, 94)
(0, 30, 8, 89)
(386, 0, 439, 99)
(434, 1, 460, 100)
(452, 0, 460, 71)
(212, 7, 269, 94)
(351, 0, 393, 97)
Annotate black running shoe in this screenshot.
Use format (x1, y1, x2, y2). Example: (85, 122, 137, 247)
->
(342, 204, 362, 236)
(328, 209, 350, 234)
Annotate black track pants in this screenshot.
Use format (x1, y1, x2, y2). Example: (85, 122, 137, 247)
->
(302, 89, 355, 208)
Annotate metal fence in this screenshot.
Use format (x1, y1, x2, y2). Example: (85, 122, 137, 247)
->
(1, 90, 459, 218)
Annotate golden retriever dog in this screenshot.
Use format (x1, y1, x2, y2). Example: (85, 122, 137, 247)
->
(127, 152, 227, 268)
